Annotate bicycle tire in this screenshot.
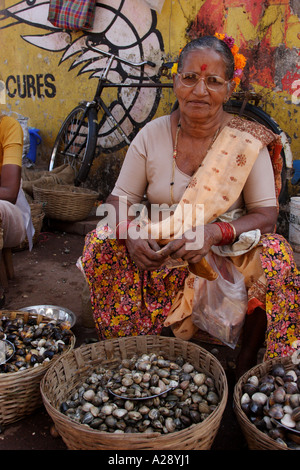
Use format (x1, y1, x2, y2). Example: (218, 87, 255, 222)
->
(49, 104, 98, 185)
(224, 99, 289, 203)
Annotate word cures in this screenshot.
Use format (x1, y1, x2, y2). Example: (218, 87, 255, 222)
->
(6, 74, 56, 99)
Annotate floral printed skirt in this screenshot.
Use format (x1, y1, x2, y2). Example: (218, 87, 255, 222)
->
(80, 228, 299, 359)
(80, 227, 187, 339)
(259, 234, 300, 359)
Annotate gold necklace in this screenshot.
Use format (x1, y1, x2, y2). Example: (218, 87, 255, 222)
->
(170, 121, 221, 205)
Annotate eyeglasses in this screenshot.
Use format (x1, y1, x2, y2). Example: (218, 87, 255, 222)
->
(177, 72, 229, 91)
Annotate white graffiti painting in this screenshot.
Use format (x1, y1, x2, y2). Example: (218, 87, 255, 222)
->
(0, 0, 165, 152)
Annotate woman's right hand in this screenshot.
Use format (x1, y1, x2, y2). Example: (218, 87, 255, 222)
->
(125, 229, 168, 271)
(154, 224, 222, 265)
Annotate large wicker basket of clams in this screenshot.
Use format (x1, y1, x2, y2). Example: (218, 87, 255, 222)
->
(234, 355, 300, 450)
(0, 310, 75, 427)
(40, 335, 228, 450)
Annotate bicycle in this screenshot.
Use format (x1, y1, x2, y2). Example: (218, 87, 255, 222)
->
(49, 47, 292, 203)
(48, 42, 170, 185)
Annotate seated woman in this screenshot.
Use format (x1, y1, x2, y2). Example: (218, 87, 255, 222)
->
(80, 34, 299, 378)
(0, 112, 32, 303)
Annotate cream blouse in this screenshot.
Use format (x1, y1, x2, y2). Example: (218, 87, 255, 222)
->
(112, 115, 277, 211)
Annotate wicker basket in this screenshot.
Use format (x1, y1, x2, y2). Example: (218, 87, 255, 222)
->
(17, 202, 45, 250)
(33, 183, 98, 222)
(0, 310, 75, 427)
(41, 335, 228, 450)
(234, 355, 297, 450)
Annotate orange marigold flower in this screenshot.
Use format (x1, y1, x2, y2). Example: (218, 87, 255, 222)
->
(235, 53, 247, 69)
(231, 44, 239, 55)
(233, 76, 241, 91)
(215, 33, 225, 41)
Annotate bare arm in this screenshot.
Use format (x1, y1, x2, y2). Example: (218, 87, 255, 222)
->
(230, 206, 277, 238)
(0, 164, 21, 204)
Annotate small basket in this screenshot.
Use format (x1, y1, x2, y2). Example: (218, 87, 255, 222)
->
(0, 310, 75, 427)
(233, 355, 296, 450)
(17, 202, 45, 250)
(33, 183, 98, 222)
(41, 335, 228, 450)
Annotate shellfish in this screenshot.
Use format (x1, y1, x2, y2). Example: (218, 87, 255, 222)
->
(240, 363, 300, 449)
(60, 353, 221, 434)
(0, 316, 72, 373)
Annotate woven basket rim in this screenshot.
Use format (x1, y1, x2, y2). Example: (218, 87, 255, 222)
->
(233, 355, 296, 450)
(41, 336, 228, 446)
(33, 183, 98, 197)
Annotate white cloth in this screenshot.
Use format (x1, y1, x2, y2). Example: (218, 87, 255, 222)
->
(15, 187, 34, 250)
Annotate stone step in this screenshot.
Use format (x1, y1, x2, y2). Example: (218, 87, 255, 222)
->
(46, 216, 100, 236)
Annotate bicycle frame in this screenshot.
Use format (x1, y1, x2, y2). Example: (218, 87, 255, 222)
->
(85, 43, 172, 145)
(87, 42, 167, 93)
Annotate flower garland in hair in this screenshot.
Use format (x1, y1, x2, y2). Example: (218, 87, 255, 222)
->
(214, 33, 247, 89)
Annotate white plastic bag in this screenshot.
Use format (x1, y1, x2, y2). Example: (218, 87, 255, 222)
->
(16, 187, 35, 251)
(191, 251, 248, 348)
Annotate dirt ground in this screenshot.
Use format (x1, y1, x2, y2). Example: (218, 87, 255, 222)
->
(0, 218, 278, 451)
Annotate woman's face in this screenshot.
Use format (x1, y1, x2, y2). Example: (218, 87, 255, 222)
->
(173, 47, 234, 121)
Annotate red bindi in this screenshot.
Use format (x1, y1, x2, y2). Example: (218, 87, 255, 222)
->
(201, 64, 207, 71)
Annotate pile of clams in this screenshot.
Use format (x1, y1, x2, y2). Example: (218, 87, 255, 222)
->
(60, 353, 221, 434)
(0, 315, 73, 373)
(240, 362, 300, 449)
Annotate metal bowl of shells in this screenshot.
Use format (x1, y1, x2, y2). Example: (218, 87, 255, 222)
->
(0, 310, 75, 427)
(41, 335, 228, 450)
(234, 355, 300, 450)
(20, 305, 76, 327)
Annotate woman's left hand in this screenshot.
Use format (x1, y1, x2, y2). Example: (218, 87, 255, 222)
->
(159, 224, 221, 264)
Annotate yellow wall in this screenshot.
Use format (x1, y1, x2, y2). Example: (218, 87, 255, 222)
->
(158, 0, 300, 161)
(0, 0, 299, 168)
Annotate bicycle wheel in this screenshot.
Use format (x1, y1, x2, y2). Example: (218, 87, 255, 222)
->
(224, 100, 289, 203)
(49, 104, 98, 185)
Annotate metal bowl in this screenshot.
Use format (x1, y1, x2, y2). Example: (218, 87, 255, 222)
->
(0, 338, 15, 365)
(20, 305, 76, 327)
